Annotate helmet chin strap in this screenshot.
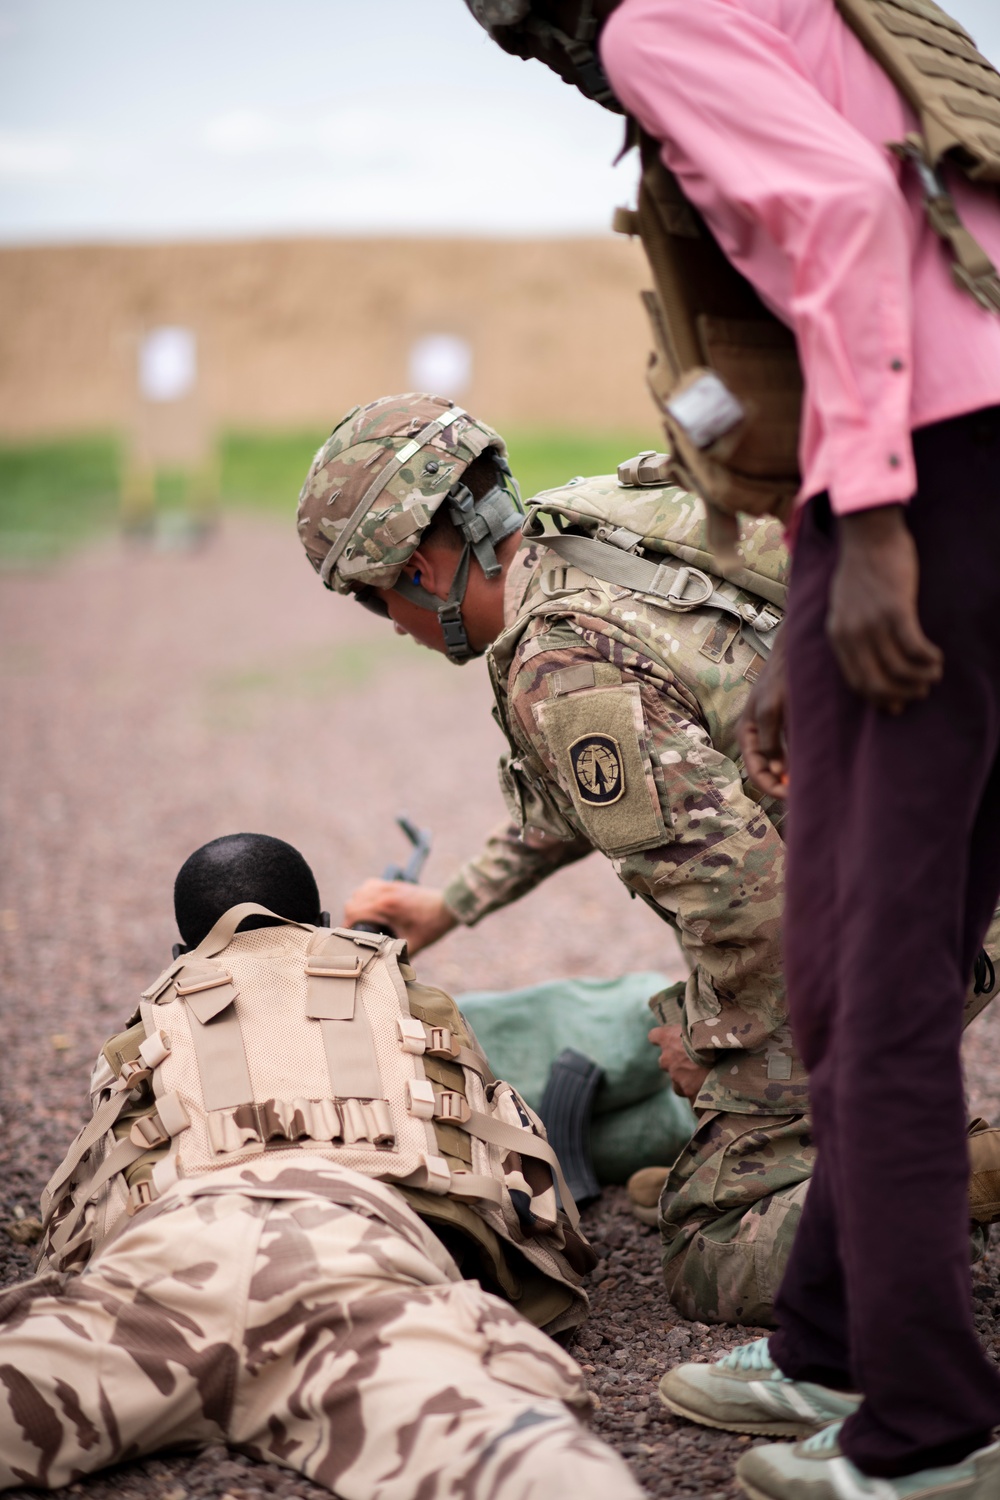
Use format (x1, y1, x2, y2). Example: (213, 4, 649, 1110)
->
(392, 471, 524, 664)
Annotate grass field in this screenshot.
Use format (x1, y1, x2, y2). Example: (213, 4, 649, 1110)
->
(0, 426, 660, 562)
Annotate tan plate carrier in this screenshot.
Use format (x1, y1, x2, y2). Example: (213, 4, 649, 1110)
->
(612, 0, 1000, 542)
(522, 463, 789, 660)
(37, 904, 594, 1335)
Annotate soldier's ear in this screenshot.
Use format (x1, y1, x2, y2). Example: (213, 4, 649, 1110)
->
(404, 545, 454, 600)
(402, 546, 430, 580)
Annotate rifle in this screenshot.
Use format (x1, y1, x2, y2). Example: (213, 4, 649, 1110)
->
(351, 815, 432, 938)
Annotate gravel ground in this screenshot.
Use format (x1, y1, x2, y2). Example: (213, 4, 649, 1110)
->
(3, 515, 1000, 1498)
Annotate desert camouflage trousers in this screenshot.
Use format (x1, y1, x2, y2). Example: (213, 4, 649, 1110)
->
(0, 1172, 641, 1499)
(659, 1110, 814, 1328)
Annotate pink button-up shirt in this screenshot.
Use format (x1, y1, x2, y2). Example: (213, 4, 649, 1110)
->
(600, 0, 1000, 515)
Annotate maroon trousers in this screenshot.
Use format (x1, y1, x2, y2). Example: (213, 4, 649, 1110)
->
(769, 406, 1000, 1477)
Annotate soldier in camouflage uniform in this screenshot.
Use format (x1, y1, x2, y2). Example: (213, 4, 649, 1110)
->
(296, 393, 808, 1329)
(0, 834, 640, 1499)
(297, 394, 1000, 1331)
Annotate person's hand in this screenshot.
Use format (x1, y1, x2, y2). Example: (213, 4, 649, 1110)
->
(648, 1023, 711, 1101)
(738, 625, 788, 798)
(343, 881, 458, 956)
(828, 505, 943, 713)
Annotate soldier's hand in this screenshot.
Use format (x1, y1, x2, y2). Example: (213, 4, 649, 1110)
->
(828, 504, 943, 713)
(738, 624, 788, 799)
(649, 1023, 710, 1102)
(343, 881, 458, 956)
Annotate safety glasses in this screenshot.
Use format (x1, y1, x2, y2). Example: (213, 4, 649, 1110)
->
(353, 586, 391, 619)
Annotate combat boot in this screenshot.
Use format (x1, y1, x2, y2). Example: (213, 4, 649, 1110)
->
(627, 1165, 669, 1225)
(968, 1118, 1000, 1224)
(660, 1338, 861, 1438)
(736, 1420, 1000, 1499)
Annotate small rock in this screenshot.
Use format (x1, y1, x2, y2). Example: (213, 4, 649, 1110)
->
(4, 1216, 43, 1245)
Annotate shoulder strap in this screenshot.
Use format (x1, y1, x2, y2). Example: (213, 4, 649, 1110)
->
(834, 0, 1000, 181)
(306, 928, 384, 1099)
(540, 532, 781, 652)
(142, 903, 313, 1002)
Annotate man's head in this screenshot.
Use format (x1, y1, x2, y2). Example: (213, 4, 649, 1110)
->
(297, 393, 524, 663)
(174, 833, 322, 950)
(463, 0, 623, 109)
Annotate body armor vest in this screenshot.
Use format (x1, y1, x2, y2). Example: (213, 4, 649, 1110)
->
(37, 905, 593, 1336)
(488, 470, 789, 850)
(612, 0, 1000, 540)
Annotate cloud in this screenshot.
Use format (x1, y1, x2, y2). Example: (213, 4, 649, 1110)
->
(203, 110, 282, 155)
(0, 130, 76, 178)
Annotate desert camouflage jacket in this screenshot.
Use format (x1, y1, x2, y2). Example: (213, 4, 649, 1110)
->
(443, 480, 802, 1117)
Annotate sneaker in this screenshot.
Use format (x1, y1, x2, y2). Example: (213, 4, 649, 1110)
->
(659, 1337, 862, 1438)
(627, 1166, 668, 1226)
(736, 1420, 1000, 1499)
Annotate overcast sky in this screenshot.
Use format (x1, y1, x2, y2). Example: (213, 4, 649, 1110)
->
(1, 0, 998, 244)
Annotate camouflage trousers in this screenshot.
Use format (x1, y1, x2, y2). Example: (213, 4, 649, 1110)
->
(0, 1175, 640, 1499)
(659, 1110, 814, 1328)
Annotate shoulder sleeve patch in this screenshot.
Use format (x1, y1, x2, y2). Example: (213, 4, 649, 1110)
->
(534, 684, 670, 856)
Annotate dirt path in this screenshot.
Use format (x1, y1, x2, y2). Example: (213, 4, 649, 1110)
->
(3, 516, 1000, 1498)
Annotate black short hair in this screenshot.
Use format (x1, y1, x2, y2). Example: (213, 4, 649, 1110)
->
(174, 833, 322, 949)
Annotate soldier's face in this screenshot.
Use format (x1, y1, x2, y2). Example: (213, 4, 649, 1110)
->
(374, 587, 449, 654)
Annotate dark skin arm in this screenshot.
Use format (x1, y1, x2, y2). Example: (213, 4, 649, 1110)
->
(828, 504, 942, 713)
(740, 505, 944, 793)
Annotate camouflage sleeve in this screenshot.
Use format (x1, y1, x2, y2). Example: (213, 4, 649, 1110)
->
(441, 817, 594, 926)
(506, 637, 795, 1110)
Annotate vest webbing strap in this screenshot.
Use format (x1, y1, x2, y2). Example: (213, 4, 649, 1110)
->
(319, 1015, 383, 1101)
(306, 930, 377, 1021)
(142, 903, 312, 1002)
(308, 931, 385, 1099)
(540, 533, 781, 645)
(46, 1136, 147, 1263)
(319, 406, 468, 588)
(448, 1171, 504, 1205)
(187, 995, 254, 1112)
(40, 1084, 137, 1224)
(461, 1109, 581, 1230)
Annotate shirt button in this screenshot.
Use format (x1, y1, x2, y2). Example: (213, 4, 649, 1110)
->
(889, 454, 901, 467)
(890, 359, 905, 372)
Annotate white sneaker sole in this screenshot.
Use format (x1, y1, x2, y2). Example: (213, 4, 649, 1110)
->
(658, 1381, 820, 1439)
(737, 1478, 779, 1500)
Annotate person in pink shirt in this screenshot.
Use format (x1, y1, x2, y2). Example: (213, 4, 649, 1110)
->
(466, 2, 1000, 1496)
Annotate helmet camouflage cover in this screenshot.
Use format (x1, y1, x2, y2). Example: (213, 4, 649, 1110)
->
(297, 393, 510, 596)
(297, 393, 524, 662)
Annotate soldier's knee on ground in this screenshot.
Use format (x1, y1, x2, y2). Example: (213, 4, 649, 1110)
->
(654, 1111, 813, 1325)
(661, 1181, 810, 1328)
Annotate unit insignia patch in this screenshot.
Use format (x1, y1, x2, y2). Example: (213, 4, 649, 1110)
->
(569, 733, 624, 806)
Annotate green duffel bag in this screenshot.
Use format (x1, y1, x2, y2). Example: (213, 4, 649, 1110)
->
(459, 973, 695, 1184)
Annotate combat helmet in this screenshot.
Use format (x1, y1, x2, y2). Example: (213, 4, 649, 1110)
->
(297, 393, 524, 663)
(463, 0, 620, 110)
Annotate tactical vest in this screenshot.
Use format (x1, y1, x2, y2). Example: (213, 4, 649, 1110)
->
(489, 467, 789, 854)
(37, 904, 594, 1336)
(612, 0, 1000, 541)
